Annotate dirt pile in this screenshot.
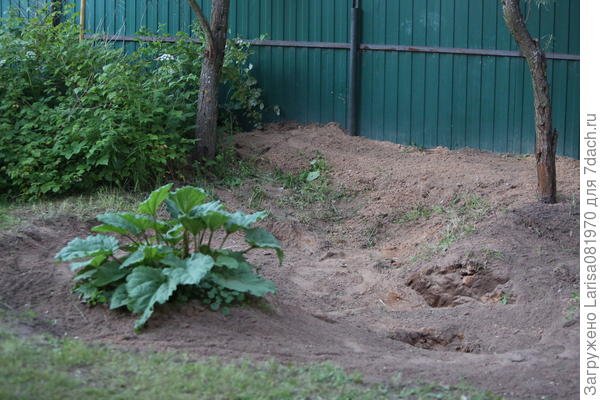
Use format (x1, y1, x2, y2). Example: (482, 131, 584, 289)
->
(0, 124, 580, 399)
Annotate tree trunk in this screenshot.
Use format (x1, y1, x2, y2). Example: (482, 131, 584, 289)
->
(502, 0, 557, 204)
(193, 0, 230, 161)
(51, 1, 63, 27)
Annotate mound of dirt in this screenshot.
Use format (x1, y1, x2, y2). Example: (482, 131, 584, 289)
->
(406, 261, 510, 308)
(0, 124, 579, 399)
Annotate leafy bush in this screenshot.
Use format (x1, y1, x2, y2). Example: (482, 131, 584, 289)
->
(133, 28, 264, 131)
(55, 184, 282, 331)
(0, 7, 263, 198)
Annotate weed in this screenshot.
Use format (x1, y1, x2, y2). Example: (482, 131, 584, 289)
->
(248, 185, 267, 209)
(565, 291, 580, 321)
(394, 204, 434, 224)
(570, 193, 578, 216)
(197, 144, 262, 190)
(482, 248, 505, 261)
(410, 193, 491, 263)
(363, 225, 379, 248)
(500, 292, 511, 305)
(274, 154, 348, 223)
(20, 309, 38, 321)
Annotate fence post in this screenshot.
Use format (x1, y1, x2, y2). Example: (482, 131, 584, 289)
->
(347, 0, 361, 136)
(79, 0, 86, 41)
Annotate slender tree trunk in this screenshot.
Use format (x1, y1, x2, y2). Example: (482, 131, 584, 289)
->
(193, 0, 230, 161)
(502, 0, 557, 203)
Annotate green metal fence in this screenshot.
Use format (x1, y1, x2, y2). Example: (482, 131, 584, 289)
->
(0, 0, 580, 158)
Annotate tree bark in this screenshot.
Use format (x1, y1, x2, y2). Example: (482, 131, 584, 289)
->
(51, 1, 63, 27)
(190, 0, 230, 161)
(502, 0, 557, 203)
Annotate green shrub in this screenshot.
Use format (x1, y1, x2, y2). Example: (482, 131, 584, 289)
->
(55, 184, 282, 331)
(0, 7, 263, 198)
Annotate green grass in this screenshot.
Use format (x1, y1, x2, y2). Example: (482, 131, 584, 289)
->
(195, 145, 264, 190)
(273, 154, 349, 223)
(248, 185, 267, 209)
(480, 248, 505, 261)
(408, 193, 491, 263)
(0, 187, 143, 229)
(499, 292, 511, 305)
(0, 323, 502, 400)
(565, 291, 580, 321)
(394, 204, 434, 224)
(0, 203, 18, 229)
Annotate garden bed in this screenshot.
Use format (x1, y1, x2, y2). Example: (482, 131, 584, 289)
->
(0, 124, 579, 399)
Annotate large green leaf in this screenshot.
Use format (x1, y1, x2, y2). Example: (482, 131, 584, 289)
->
(210, 267, 276, 297)
(213, 249, 253, 270)
(109, 283, 128, 310)
(244, 227, 284, 265)
(120, 247, 146, 269)
(126, 266, 177, 331)
(178, 216, 206, 235)
(92, 261, 128, 287)
(73, 267, 97, 282)
(68, 253, 107, 272)
(162, 253, 214, 285)
(92, 212, 156, 237)
(163, 223, 184, 245)
(74, 283, 106, 304)
(137, 183, 173, 216)
(121, 245, 172, 269)
(225, 211, 268, 234)
(165, 186, 208, 217)
(306, 170, 321, 182)
(55, 235, 119, 262)
(190, 201, 230, 231)
(215, 254, 240, 270)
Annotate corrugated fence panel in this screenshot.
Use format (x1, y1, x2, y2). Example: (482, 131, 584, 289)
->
(355, 0, 579, 157)
(0, 0, 580, 158)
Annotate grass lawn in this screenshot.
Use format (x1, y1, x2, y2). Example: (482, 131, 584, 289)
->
(0, 317, 501, 400)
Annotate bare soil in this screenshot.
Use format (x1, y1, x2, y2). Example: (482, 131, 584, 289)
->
(0, 124, 579, 399)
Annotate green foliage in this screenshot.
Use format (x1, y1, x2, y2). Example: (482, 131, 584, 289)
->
(499, 292, 511, 305)
(133, 28, 265, 131)
(55, 185, 282, 331)
(196, 143, 262, 189)
(0, 7, 264, 198)
(275, 154, 348, 223)
(408, 193, 491, 263)
(0, 325, 503, 400)
(278, 155, 330, 192)
(395, 204, 434, 224)
(0, 187, 143, 231)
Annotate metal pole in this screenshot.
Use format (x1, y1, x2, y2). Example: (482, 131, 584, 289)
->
(347, 0, 361, 136)
(79, 0, 87, 41)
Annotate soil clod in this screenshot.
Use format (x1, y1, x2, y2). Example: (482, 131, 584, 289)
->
(406, 262, 509, 308)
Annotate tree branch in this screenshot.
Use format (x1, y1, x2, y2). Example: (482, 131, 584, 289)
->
(187, 0, 214, 52)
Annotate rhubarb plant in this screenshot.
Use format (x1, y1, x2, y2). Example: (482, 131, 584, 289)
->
(55, 184, 282, 331)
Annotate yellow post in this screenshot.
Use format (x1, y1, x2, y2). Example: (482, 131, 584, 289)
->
(79, 0, 86, 41)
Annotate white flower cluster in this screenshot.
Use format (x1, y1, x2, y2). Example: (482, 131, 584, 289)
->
(0, 59, 6, 67)
(156, 53, 175, 62)
(25, 51, 36, 59)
